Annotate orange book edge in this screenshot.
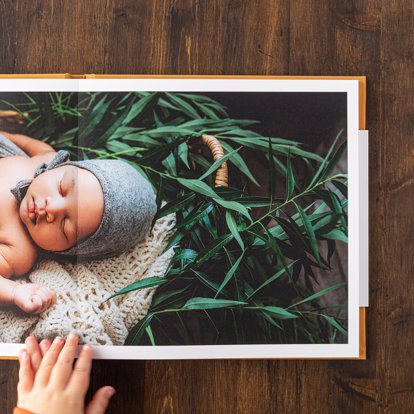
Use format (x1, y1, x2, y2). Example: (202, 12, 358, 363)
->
(0, 74, 366, 360)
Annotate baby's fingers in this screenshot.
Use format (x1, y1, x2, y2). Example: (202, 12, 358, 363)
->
(17, 349, 34, 395)
(86, 387, 116, 414)
(67, 345, 93, 398)
(24, 295, 43, 314)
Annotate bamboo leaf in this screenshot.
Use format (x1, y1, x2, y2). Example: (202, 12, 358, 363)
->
(308, 128, 344, 188)
(295, 203, 321, 266)
(195, 234, 233, 265)
(127, 313, 153, 345)
(183, 297, 246, 310)
(247, 262, 296, 299)
(252, 306, 298, 320)
(321, 229, 348, 243)
(321, 314, 348, 336)
(225, 211, 245, 250)
(107, 277, 167, 300)
(288, 282, 346, 309)
(221, 141, 260, 186)
(155, 193, 196, 220)
(286, 152, 295, 198)
(198, 147, 240, 181)
(177, 178, 220, 199)
(165, 93, 201, 118)
(213, 198, 252, 221)
(215, 251, 245, 297)
(177, 203, 214, 230)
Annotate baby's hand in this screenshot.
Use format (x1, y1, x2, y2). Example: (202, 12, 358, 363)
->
(13, 283, 56, 314)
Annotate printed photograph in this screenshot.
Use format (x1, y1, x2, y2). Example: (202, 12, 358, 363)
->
(0, 90, 348, 346)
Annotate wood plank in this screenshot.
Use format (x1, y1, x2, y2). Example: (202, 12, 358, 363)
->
(289, 1, 382, 412)
(0, 360, 18, 413)
(380, 1, 414, 412)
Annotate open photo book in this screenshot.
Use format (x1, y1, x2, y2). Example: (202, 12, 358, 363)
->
(0, 75, 368, 359)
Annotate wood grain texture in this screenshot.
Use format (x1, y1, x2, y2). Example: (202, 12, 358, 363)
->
(0, 0, 413, 413)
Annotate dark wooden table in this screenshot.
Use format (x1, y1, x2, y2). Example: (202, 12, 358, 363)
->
(0, 1, 413, 413)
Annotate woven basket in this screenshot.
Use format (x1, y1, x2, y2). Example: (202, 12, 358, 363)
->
(201, 134, 229, 188)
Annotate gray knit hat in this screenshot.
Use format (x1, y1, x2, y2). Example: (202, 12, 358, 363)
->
(11, 150, 157, 260)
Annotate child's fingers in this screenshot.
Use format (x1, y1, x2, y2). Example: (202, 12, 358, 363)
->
(24, 296, 43, 314)
(49, 333, 79, 388)
(85, 386, 116, 414)
(25, 336, 42, 372)
(67, 344, 93, 397)
(17, 349, 34, 395)
(39, 339, 52, 356)
(35, 336, 65, 387)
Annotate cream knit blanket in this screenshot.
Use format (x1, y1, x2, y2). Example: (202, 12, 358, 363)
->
(0, 213, 176, 345)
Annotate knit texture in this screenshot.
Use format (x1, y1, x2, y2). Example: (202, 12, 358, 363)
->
(0, 213, 176, 345)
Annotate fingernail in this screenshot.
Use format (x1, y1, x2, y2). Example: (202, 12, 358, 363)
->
(68, 332, 78, 341)
(107, 387, 116, 397)
(25, 336, 34, 345)
(53, 336, 62, 344)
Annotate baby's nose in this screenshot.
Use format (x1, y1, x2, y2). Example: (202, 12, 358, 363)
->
(45, 197, 65, 222)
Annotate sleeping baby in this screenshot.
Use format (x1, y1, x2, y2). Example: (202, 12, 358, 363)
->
(0, 131, 156, 314)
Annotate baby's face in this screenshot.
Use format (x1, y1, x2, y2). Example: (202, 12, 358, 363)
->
(19, 165, 104, 251)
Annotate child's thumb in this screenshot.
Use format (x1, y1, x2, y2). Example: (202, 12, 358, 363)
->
(85, 386, 116, 414)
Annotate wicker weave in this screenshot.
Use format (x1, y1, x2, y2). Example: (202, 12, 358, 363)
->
(201, 134, 229, 187)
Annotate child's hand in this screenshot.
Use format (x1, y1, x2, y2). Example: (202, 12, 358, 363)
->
(13, 283, 56, 314)
(17, 334, 115, 414)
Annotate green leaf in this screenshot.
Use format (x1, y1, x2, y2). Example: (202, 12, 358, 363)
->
(78, 95, 112, 141)
(268, 138, 276, 200)
(95, 98, 136, 146)
(107, 277, 167, 300)
(288, 282, 347, 309)
(198, 147, 240, 181)
(177, 178, 220, 199)
(295, 203, 321, 265)
(308, 128, 344, 188)
(165, 93, 201, 119)
(123, 92, 158, 124)
(321, 229, 348, 243)
(220, 141, 260, 186)
(127, 313, 153, 345)
(195, 234, 233, 265)
(213, 198, 251, 221)
(145, 325, 156, 346)
(215, 251, 245, 297)
(177, 203, 214, 230)
(321, 315, 348, 336)
(252, 306, 298, 320)
(286, 152, 295, 198)
(246, 262, 296, 299)
(142, 126, 197, 138)
(178, 142, 190, 168)
(265, 228, 291, 278)
(320, 140, 347, 181)
(182, 297, 246, 310)
(171, 248, 198, 263)
(225, 211, 244, 250)
(155, 193, 196, 220)
(161, 230, 186, 254)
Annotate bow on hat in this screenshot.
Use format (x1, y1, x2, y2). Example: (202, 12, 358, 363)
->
(10, 150, 71, 203)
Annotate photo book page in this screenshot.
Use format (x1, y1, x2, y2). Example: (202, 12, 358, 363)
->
(0, 76, 367, 359)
